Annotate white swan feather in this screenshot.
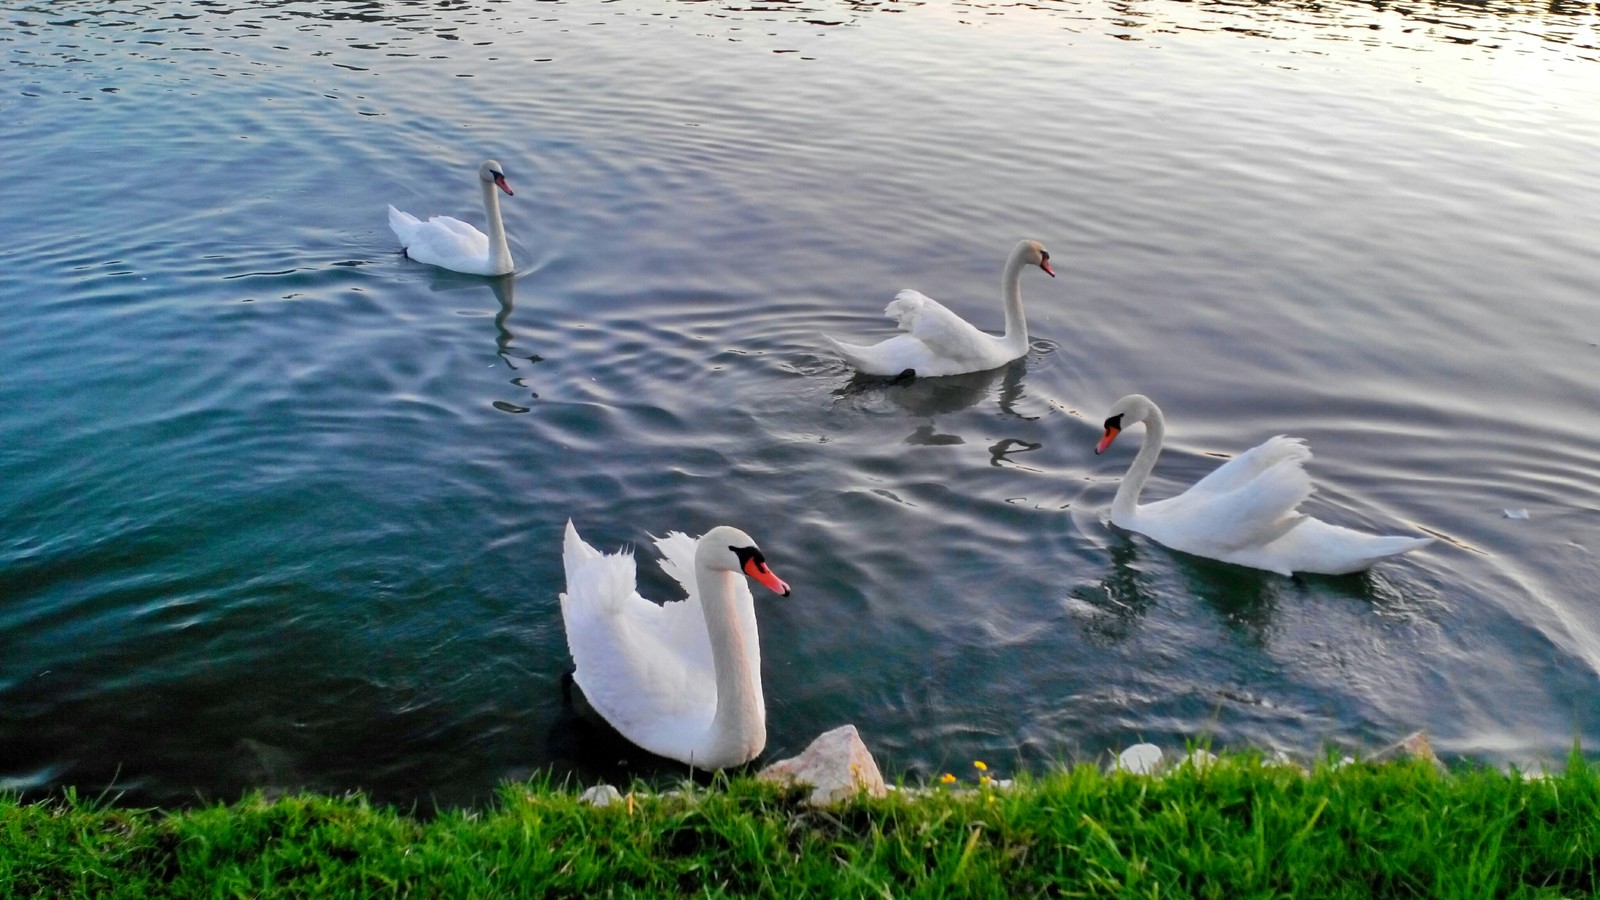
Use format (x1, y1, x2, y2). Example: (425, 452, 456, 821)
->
(387, 159, 515, 276)
(1095, 394, 1432, 576)
(559, 521, 790, 769)
(823, 239, 1055, 378)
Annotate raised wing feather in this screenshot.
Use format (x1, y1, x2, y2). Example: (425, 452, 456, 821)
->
(1140, 446, 1314, 555)
(884, 289, 992, 359)
(387, 205, 490, 268)
(1186, 436, 1311, 496)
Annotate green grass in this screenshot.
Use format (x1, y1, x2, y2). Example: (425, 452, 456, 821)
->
(3, 753, 1597, 898)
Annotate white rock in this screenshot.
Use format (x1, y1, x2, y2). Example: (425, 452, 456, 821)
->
(757, 724, 887, 806)
(1179, 748, 1218, 771)
(1116, 743, 1163, 775)
(579, 784, 623, 808)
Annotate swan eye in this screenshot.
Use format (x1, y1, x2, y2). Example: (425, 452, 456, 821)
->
(1041, 251, 1050, 262)
(730, 545, 765, 568)
(1103, 413, 1124, 431)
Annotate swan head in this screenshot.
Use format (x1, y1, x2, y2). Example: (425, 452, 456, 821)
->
(478, 159, 513, 196)
(1015, 239, 1055, 278)
(1096, 393, 1159, 454)
(698, 526, 790, 596)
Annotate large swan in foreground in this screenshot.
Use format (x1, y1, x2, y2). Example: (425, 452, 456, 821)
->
(823, 239, 1056, 378)
(1094, 394, 1432, 575)
(559, 521, 791, 769)
(387, 159, 515, 276)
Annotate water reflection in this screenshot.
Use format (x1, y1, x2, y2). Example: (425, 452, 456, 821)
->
(1073, 529, 1427, 650)
(1067, 533, 1160, 645)
(7, 0, 1593, 67)
(411, 269, 543, 411)
(994, 0, 1598, 61)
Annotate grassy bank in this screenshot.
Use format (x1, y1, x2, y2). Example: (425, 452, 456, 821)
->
(3, 753, 1597, 898)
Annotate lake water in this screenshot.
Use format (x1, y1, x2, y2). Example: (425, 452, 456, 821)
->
(2, 0, 1597, 808)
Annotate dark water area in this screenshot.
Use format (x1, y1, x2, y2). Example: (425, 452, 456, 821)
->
(1, 0, 1598, 807)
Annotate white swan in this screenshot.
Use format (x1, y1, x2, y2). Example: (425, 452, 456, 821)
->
(387, 159, 515, 276)
(559, 521, 791, 769)
(822, 239, 1056, 378)
(1094, 394, 1432, 576)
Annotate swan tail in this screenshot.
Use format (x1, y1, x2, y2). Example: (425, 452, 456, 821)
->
(1255, 520, 1434, 575)
(821, 332, 880, 371)
(387, 205, 422, 246)
(1339, 533, 1434, 569)
(560, 522, 638, 617)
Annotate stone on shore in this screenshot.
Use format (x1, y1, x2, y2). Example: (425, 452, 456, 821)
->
(758, 724, 887, 806)
(579, 784, 624, 808)
(1115, 743, 1164, 775)
(1369, 729, 1446, 772)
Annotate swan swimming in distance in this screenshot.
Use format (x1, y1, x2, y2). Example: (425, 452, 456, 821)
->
(387, 159, 515, 276)
(559, 521, 791, 769)
(823, 239, 1056, 378)
(1094, 394, 1432, 576)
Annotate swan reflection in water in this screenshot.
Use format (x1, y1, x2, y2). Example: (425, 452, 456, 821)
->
(1069, 530, 1290, 649)
(834, 356, 1055, 459)
(417, 270, 543, 411)
(1076, 526, 1422, 651)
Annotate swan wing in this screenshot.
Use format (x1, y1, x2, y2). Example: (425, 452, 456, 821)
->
(650, 531, 721, 674)
(654, 530, 762, 679)
(1186, 435, 1311, 496)
(560, 524, 716, 755)
(885, 289, 991, 358)
(387, 205, 492, 272)
(407, 217, 490, 261)
(1140, 450, 1314, 558)
(431, 215, 484, 240)
(387, 205, 424, 242)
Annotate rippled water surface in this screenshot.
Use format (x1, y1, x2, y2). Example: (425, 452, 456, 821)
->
(2, 0, 1598, 806)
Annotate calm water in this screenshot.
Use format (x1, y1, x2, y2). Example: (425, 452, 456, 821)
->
(2, 0, 1598, 807)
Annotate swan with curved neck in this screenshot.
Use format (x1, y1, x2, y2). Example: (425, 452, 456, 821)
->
(823, 239, 1056, 378)
(1095, 394, 1432, 576)
(387, 159, 515, 276)
(559, 521, 791, 769)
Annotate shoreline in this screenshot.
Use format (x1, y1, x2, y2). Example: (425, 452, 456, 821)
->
(5, 742, 1595, 897)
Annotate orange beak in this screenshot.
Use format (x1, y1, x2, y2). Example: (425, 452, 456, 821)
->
(743, 558, 791, 597)
(493, 173, 513, 196)
(1095, 426, 1120, 455)
(1040, 258, 1056, 277)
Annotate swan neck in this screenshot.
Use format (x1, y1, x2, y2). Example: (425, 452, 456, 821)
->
(698, 564, 765, 764)
(481, 179, 512, 273)
(1113, 407, 1165, 523)
(999, 244, 1029, 346)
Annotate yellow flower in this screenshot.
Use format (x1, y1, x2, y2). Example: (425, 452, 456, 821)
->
(973, 760, 988, 772)
(979, 775, 992, 786)
(940, 773, 957, 784)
